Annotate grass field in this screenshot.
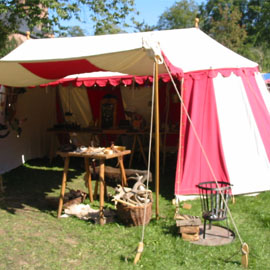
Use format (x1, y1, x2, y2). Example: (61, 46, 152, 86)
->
(0, 156, 269, 270)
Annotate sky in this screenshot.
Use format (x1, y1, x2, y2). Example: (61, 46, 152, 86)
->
(60, 0, 204, 36)
(133, 0, 204, 25)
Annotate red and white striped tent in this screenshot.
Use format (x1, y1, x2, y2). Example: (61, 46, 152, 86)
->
(0, 28, 270, 197)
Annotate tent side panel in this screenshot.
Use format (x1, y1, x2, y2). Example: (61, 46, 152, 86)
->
(58, 85, 93, 146)
(175, 74, 229, 195)
(0, 87, 56, 174)
(241, 72, 270, 162)
(213, 73, 270, 194)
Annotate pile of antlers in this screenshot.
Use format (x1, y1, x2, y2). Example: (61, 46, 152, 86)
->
(112, 173, 152, 207)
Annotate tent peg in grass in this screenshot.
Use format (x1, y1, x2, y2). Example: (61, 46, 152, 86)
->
(241, 243, 249, 268)
(172, 199, 192, 210)
(134, 242, 144, 264)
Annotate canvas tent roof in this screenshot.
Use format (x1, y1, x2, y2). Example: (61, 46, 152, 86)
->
(0, 27, 258, 87)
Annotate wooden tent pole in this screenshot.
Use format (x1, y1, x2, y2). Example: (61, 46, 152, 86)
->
(154, 59, 160, 219)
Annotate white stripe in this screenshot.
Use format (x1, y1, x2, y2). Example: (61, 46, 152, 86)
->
(213, 73, 270, 194)
(0, 62, 51, 87)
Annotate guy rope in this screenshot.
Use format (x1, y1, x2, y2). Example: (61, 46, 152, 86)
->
(163, 60, 249, 268)
(133, 52, 249, 268)
(134, 60, 157, 264)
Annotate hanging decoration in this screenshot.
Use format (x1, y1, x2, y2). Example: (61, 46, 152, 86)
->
(0, 86, 27, 138)
(0, 86, 9, 138)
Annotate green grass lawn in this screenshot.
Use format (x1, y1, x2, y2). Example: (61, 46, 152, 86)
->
(0, 157, 269, 270)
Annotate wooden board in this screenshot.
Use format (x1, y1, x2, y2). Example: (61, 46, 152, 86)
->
(176, 218, 201, 227)
(180, 226, 200, 234)
(182, 232, 199, 241)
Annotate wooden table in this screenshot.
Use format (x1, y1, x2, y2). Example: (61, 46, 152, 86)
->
(56, 149, 131, 224)
(47, 128, 128, 162)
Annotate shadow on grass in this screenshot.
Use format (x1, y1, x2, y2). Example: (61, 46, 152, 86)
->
(0, 152, 177, 217)
(0, 156, 85, 215)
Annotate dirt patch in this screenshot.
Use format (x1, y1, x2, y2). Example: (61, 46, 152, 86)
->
(63, 237, 79, 246)
(18, 260, 29, 266)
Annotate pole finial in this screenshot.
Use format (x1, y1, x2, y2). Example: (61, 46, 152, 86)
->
(195, 18, 199, 28)
(26, 31, 30, 39)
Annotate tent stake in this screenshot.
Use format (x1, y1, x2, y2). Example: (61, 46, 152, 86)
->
(133, 241, 144, 264)
(241, 243, 249, 268)
(154, 60, 160, 219)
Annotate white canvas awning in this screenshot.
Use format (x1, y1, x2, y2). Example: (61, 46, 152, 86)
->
(0, 28, 257, 87)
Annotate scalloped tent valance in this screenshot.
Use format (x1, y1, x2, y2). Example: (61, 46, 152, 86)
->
(38, 73, 172, 88)
(38, 67, 260, 88)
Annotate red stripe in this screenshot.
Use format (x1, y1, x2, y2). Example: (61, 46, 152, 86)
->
(175, 75, 230, 195)
(241, 71, 270, 162)
(20, 59, 103, 80)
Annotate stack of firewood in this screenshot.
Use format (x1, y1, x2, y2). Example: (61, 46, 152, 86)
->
(175, 213, 202, 241)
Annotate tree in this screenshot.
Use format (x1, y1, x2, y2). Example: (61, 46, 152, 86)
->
(199, 0, 270, 71)
(134, 21, 157, 32)
(59, 26, 86, 37)
(0, 36, 19, 58)
(94, 23, 125, 35)
(199, 1, 247, 51)
(243, 0, 270, 46)
(157, 0, 199, 30)
(0, 0, 136, 45)
(208, 4, 247, 52)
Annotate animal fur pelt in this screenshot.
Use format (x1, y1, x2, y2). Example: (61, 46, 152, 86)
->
(63, 204, 116, 224)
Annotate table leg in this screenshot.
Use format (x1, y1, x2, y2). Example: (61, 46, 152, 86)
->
(99, 161, 105, 225)
(118, 156, 127, 186)
(57, 156, 70, 218)
(84, 157, 93, 203)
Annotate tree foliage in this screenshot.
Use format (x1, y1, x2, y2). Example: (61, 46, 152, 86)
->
(243, 0, 270, 46)
(134, 20, 157, 32)
(206, 3, 247, 53)
(59, 25, 85, 37)
(198, 0, 270, 71)
(0, 0, 137, 57)
(0, 0, 136, 40)
(153, 0, 270, 72)
(157, 0, 199, 30)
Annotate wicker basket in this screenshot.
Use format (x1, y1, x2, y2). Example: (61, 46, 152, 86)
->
(117, 202, 152, 226)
